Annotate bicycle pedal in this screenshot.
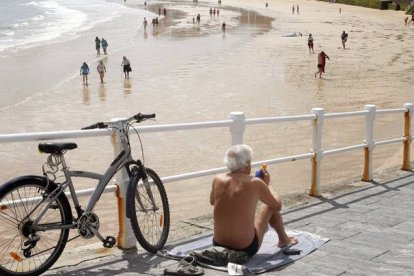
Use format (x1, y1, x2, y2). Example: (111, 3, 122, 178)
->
(103, 236, 116, 248)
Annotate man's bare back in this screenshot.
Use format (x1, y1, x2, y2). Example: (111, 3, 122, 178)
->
(210, 173, 262, 249)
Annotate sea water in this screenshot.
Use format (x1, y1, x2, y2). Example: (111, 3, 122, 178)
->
(0, 0, 153, 110)
(0, 0, 139, 55)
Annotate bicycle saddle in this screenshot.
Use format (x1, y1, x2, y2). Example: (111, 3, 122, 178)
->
(38, 142, 77, 154)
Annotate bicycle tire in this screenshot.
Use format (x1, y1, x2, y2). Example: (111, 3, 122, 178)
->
(0, 176, 72, 276)
(128, 168, 170, 253)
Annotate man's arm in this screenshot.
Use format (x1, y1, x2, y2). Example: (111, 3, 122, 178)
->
(210, 177, 216, 205)
(255, 173, 282, 212)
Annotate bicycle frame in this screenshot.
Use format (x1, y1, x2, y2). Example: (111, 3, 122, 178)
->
(72, 132, 134, 210)
(64, 153, 127, 217)
(34, 122, 136, 230)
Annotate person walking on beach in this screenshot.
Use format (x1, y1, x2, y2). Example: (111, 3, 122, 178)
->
(210, 144, 298, 257)
(222, 22, 226, 33)
(197, 13, 201, 23)
(121, 56, 132, 79)
(296, 4, 299, 14)
(95, 37, 101, 54)
(97, 60, 106, 83)
(314, 51, 330, 78)
(80, 62, 90, 85)
(341, 30, 348, 49)
(101, 38, 108, 55)
(292, 5, 295, 14)
(308, 34, 314, 54)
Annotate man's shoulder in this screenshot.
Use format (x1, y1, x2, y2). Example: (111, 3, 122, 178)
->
(214, 173, 255, 184)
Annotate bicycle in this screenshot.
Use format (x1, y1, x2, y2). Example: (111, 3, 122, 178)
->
(0, 113, 170, 276)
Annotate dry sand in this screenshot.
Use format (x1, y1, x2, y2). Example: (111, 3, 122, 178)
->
(0, 0, 413, 249)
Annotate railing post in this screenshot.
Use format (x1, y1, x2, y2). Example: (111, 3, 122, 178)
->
(309, 108, 324, 197)
(362, 104, 376, 182)
(402, 103, 413, 171)
(230, 112, 246, 145)
(110, 120, 136, 249)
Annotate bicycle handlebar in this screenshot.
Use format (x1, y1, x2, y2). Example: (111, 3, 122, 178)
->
(81, 113, 156, 130)
(134, 113, 155, 121)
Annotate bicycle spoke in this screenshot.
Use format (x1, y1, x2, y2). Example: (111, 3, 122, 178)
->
(129, 168, 169, 253)
(0, 210, 19, 227)
(0, 180, 70, 275)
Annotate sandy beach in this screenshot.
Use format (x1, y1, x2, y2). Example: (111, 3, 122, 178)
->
(0, 0, 413, 248)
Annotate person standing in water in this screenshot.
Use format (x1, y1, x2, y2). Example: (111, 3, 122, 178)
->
(97, 60, 106, 83)
(222, 22, 226, 33)
(101, 38, 108, 55)
(95, 37, 101, 54)
(80, 62, 90, 85)
(121, 56, 132, 79)
(143, 17, 148, 30)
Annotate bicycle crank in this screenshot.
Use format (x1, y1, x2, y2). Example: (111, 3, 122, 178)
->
(77, 211, 100, 239)
(76, 211, 116, 247)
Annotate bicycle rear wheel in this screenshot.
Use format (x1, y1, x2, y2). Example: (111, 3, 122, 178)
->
(128, 168, 170, 253)
(0, 176, 72, 276)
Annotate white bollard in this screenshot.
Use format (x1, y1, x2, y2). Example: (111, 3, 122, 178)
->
(402, 103, 413, 171)
(362, 104, 376, 182)
(110, 120, 136, 249)
(230, 112, 246, 145)
(309, 108, 324, 196)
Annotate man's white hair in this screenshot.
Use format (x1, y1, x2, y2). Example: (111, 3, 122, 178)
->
(224, 144, 253, 172)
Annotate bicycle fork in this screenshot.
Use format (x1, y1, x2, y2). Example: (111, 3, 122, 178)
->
(126, 162, 159, 218)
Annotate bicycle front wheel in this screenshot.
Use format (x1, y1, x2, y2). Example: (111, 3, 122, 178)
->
(0, 176, 72, 276)
(128, 168, 170, 253)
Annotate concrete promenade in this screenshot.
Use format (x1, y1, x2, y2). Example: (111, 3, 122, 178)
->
(46, 170, 414, 276)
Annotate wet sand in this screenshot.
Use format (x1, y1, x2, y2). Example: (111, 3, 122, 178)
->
(0, 0, 413, 248)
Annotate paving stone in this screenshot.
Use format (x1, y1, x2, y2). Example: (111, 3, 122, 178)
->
(320, 239, 388, 260)
(347, 230, 414, 248)
(308, 253, 414, 276)
(296, 224, 360, 241)
(373, 243, 414, 270)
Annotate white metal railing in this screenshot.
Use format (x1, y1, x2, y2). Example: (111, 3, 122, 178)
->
(0, 103, 413, 249)
(0, 103, 412, 194)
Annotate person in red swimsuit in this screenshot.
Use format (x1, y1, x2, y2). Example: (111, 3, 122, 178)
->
(314, 51, 330, 78)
